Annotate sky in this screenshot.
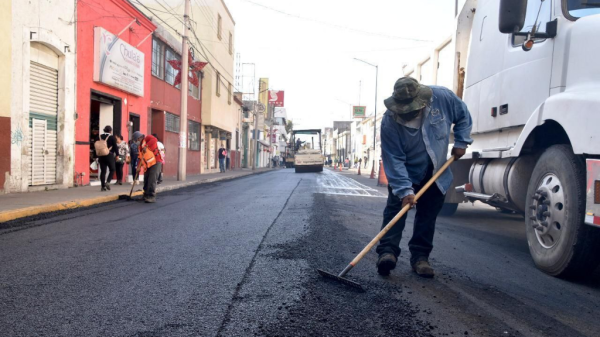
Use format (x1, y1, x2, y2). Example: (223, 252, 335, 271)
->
(226, 0, 460, 129)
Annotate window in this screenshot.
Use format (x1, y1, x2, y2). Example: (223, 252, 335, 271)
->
(188, 121, 200, 151)
(189, 71, 200, 99)
(216, 72, 221, 96)
(152, 38, 164, 79)
(513, 0, 551, 46)
(227, 82, 232, 105)
(166, 112, 180, 133)
(566, 0, 600, 19)
(228, 32, 233, 55)
(217, 14, 222, 40)
(165, 49, 181, 88)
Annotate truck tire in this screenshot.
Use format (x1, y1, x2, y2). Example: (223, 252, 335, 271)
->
(525, 145, 600, 278)
(439, 203, 458, 216)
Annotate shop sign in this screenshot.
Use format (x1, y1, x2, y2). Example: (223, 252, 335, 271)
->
(353, 106, 366, 118)
(268, 90, 285, 107)
(93, 27, 145, 96)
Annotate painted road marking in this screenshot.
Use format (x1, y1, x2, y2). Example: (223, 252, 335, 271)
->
(316, 170, 386, 198)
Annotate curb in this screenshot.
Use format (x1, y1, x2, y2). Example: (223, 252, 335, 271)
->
(0, 170, 267, 223)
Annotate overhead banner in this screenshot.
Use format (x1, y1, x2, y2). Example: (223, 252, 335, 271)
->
(93, 27, 145, 96)
(353, 106, 366, 118)
(269, 90, 285, 107)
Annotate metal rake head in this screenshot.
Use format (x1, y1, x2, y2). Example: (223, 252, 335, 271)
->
(317, 269, 365, 292)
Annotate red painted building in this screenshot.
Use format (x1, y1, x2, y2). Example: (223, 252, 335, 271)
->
(149, 24, 202, 178)
(76, 0, 155, 185)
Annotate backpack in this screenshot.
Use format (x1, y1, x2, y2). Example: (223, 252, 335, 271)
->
(95, 138, 111, 156)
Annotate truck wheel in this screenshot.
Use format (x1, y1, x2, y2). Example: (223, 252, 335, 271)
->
(525, 145, 600, 278)
(439, 203, 458, 216)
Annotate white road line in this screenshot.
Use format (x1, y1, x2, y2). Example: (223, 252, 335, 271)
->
(316, 170, 386, 198)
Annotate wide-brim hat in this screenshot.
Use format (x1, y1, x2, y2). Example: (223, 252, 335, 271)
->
(384, 77, 433, 114)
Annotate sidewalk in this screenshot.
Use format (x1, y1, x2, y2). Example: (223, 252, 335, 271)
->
(0, 168, 272, 223)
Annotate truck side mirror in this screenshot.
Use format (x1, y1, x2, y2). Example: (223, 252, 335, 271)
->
(499, 0, 528, 33)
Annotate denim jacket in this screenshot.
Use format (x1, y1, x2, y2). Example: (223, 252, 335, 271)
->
(381, 86, 473, 199)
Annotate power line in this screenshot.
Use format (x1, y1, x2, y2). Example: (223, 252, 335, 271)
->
(239, 0, 432, 43)
(133, 0, 243, 94)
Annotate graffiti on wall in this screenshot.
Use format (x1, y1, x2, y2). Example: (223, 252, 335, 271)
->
(11, 127, 24, 147)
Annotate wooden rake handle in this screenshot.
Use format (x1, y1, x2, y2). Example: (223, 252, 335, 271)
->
(345, 156, 455, 272)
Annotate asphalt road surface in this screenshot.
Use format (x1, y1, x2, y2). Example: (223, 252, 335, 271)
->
(1, 168, 599, 337)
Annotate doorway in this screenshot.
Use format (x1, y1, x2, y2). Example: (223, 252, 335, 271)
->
(89, 92, 121, 180)
(129, 113, 140, 140)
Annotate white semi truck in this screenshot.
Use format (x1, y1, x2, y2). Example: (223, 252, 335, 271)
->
(403, 0, 600, 278)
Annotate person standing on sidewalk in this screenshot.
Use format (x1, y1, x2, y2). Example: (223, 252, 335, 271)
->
(96, 126, 118, 192)
(114, 134, 130, 185)
(133, 131, 164, 203)
(152, 134, 165, 184)
(376, 77, 473, 278)
(218, 144, 227, 173)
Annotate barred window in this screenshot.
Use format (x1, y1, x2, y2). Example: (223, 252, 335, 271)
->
(165, 49, 181, 88)
(151, 38, 164, 79)
(188, 121, 200, 151)
(227, 82, 232, 105)
(217, 14, 222, 40)
(216, 72, 221, 96)
(189, 71, 200, 99)
(166, 112, 180, 133)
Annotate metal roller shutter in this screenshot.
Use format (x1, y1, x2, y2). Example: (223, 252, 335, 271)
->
(29, 61, 58, 186)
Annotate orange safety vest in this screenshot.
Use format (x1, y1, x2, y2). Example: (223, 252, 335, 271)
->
(138, 142, 157, 171)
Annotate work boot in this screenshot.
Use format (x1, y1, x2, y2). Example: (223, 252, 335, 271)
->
(376, 253, 397, 276)
(412, 257, 434, 278)
(144, 196, 156, 203)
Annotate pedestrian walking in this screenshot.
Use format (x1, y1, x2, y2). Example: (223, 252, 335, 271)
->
(114, 134, 130, 185)
(376, 77, 473, 278)
(132, 131, 164, 203)
(218, 144, 227, 173)
(95, 125, 118, 191)
(152, 134, 165, 184)
(364, 156, 368, 169)
(358, 157, 362, 168)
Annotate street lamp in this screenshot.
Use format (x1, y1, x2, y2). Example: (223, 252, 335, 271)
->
(353, 58, 378, 175)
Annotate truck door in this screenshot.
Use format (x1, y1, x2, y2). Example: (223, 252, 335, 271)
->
(480, 0, 554, 133)
(465, 0, 554, 135)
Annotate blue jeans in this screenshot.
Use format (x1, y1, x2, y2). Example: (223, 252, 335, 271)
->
(219, 158, 226, 172)
(376, 162, 445, 265)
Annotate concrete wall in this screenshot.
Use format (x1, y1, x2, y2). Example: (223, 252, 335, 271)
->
(6, 0, 76, 193)
(0, 0, 11, 191)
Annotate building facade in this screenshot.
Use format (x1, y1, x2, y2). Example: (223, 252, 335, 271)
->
(137, 0, 239, 173)
(149, 22, 203, 178)
(76, 0, 155, 186)
(3, 0, 76, 193)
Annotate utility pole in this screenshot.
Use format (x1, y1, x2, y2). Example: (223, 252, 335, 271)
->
(177, 0, 191, 181)
(252, 106, 258, 170)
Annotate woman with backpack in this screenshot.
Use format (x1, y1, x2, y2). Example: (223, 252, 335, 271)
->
(95, 125, 118, 191)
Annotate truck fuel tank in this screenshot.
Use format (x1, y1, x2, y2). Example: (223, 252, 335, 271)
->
(469, 155, 538, 213)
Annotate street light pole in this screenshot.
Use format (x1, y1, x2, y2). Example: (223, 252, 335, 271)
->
(353, 58, 378, 174)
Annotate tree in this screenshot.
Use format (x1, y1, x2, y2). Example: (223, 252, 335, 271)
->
(285, 120, 294, 135)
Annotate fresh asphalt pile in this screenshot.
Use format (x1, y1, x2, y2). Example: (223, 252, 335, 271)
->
(252, 193, 435, 337)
